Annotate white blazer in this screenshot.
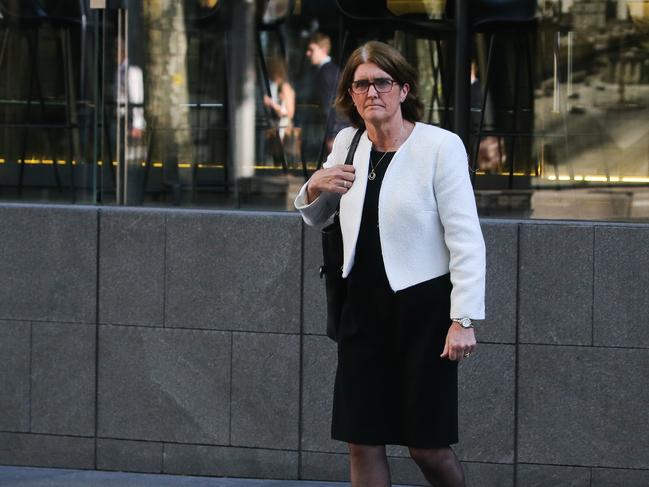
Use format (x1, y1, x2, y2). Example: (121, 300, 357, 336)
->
(295, 122, 485, 320)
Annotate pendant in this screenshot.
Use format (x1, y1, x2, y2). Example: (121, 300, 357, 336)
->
(368, 171, 376, 181)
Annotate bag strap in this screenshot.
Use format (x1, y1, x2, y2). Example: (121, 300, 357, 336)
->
(333, 128, 364, 217)
(345, 128, 364, 166)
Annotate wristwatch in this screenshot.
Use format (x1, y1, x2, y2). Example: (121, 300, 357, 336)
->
(452, 317, 474, 329)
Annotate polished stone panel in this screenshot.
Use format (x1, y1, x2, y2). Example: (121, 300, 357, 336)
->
(300, 452, 349, 482)
(0, 432, 94, 469)
(592, 467, 649, 486)
(519, 224, 593, 345)
(0, 321, 30, 431)
(163, 444, 298, 479)
(300, 335, 344, 453)
(31, 323, 96, 436)
(518, 344, 649, 469)
(98, 326, 230, 444)
(303, 225, 327, 336)
(594, 226, 649, 348)
(97, 439, 163, 474)
(389, 456, 426, 486)
(480, 221, 518, 343)
(99, 209, 165, 326)
(457, 344, 515, 463)
(231, 333, 300, 449)
(517, 463, 591, 486)
(463, 462, 514, 487)
(0, 205, 97, 323)
(165, 212, 301, 333)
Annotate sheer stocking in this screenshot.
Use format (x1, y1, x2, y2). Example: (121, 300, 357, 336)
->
(348, 443, 391, 487)
(409, 447, 465, 487)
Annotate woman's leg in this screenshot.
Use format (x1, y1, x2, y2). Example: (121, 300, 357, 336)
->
(348, 443, 391, 487)
(409, 447, 465, 487)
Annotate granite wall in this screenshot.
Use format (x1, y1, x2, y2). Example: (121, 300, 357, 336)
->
(0, 203, 647, 486)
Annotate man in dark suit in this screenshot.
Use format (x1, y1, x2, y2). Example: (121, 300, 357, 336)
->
(306, 32, 347, 157)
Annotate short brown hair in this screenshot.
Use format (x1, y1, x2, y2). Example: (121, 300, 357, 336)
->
(308, 32, 331, 54)
(334, 41, 423, 128)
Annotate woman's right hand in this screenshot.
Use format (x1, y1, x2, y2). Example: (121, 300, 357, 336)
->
(306, 165, 356, 203)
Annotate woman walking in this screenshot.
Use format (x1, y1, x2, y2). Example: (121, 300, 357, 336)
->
(295, 41, 485, 487)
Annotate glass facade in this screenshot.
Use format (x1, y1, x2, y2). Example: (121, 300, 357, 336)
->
(1, 0, 648, 220)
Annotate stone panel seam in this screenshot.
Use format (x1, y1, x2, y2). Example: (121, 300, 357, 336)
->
(514, 342, 649, 351)
(28, 322, 33, 432)
(297, 222, 305, 479)
(161, 442, 166, 474)
(94, 209, 101, 469)
(591, 227, 595, 347)
(12, 319, 97, 326)
(163, 213, 167, 328)
(0, 431, 96, 439)
(300, 332, 517, 346)
(513, 223, 521, 487)
(0, 431, 308, 453)
(517, 462, 649, 472)
(228, 332, 233, 446)
(92, 322, 304, 336)
(589, 466, 593, 487)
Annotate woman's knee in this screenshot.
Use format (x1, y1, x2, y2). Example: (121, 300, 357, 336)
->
(348, 443, 387, 462)
(408, 446, 453, 469)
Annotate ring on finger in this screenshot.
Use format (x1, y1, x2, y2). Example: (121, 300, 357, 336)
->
(343, 180, 349, 189)
(463, 351, 472, 358)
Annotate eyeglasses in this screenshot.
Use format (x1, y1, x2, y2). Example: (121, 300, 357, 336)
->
(350, 78, 398, 94)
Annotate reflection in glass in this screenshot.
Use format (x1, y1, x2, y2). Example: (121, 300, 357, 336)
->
(0, 0, 648, 220)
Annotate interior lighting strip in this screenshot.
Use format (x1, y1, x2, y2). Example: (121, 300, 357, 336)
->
(546, 175, 649, 183)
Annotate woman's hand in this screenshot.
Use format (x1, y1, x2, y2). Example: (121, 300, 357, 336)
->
(306, 165, 356, 203)
(440, 322, 477, 362)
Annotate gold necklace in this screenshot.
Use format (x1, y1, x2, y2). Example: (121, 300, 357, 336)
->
(368, 124, 404, 181)
(368, 151, 390, 181)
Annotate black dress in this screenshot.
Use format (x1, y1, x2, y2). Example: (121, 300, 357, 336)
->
(331, 149, 458, 448)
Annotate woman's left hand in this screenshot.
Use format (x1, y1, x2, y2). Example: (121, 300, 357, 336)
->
(440, 322, 477, 362)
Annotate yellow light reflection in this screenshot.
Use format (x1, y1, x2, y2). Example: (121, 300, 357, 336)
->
(622, 177, 649, 183)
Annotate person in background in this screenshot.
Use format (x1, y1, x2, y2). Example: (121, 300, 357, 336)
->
(295, 41, 485, 487)
(470, 60, 503, 173)
(306, 32, 346, 155)
(264, 56, 296, 141)
(263, 56, 299, 164)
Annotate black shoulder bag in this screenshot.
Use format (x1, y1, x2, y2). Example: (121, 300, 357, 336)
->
(320, 128, 364, 341)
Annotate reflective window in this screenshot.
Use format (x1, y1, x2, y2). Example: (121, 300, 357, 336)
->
(0, 0, 648, 221)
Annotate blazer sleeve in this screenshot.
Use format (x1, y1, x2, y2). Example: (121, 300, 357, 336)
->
(294, 127, 354, 227)
(433, 132, 486, 320)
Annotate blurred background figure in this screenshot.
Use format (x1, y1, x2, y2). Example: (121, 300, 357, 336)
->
(264, 56, 295, 141)
(305, 32, 347, 158)
(117, 42, 146, 140)
(263, 56, 300, 167)
(470, 60, 503, 174)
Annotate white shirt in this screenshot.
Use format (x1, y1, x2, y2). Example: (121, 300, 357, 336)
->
(294, 123, 486, 320)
